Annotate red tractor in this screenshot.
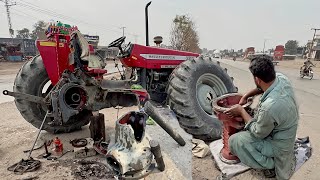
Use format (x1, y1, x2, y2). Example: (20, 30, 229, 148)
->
(4, 2, 236, 141)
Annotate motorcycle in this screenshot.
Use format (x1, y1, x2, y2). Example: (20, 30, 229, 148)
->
(300, 64, 315, 80)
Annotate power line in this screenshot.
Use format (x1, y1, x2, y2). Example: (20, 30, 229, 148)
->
(16, 0, 137, 37)
(11, 11, 37, 23)
(16, 3, 136, 36)
(11, 8, 39, 20)
(16, 3, 122, 34)
(2, 0, 16, 37)
(19, 0, 124, 32)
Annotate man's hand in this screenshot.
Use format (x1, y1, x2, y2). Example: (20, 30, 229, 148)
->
(239, 96, 253, 106)
(239, 88, 262, 105)
(239, 96, 248, 105)
(224, 104, 245, 118)
(224, 104, 253, 123)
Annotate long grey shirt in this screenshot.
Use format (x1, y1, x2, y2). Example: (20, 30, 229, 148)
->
(245, 73, 299, 179)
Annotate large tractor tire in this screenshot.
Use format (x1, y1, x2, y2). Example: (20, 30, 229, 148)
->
(167, 56, 237, 141)
(13, 55, 92, 133)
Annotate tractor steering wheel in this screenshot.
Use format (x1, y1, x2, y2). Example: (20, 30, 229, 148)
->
(108, 36, 126, 48)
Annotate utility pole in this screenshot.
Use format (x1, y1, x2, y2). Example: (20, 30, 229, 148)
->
(309, 28, 320, 58)
(263, 39, 268, 54)
(2, 0, 16, 38)
(120, 27, 126, 37)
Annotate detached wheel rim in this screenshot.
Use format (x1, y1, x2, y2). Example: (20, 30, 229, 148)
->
(196, 73, 228, 115)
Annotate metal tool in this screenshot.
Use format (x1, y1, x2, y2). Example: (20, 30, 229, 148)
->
(150, 140, 165, 171)
(42, 141, 51, 158)
(47, 150, 71, 160)
(27, 112, 48, 159)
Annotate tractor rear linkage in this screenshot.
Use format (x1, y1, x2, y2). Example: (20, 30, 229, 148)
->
(3, 90, 45, 105)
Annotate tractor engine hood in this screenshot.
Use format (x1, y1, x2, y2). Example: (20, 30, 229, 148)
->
(120, 44, 199, 69)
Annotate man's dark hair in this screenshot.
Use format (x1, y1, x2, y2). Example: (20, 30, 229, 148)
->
(249, 55, 276, 83)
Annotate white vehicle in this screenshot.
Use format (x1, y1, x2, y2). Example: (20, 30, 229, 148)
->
(213, 50, 221, 58)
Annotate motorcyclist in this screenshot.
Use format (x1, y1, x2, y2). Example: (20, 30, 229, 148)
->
(302, 58, 315, 73)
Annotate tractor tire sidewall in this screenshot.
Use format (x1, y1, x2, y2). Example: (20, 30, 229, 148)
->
(14, 55, 49, 128)
(14, 55, 91, 133)
(189, 61, 235, 125)
(168, 57, 236, 141)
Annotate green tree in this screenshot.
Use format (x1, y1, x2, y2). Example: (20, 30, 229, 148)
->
(16, 28, 30, 39)
(285, 40, 299, 55)
(170, 15, 201, 53)
(30, 21, 47, 39)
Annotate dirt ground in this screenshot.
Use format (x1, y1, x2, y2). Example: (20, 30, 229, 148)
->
(0, 102, 191, 180)
(0, 62, 191, 180)
(0, 62, 25, 75)
(0, 60, 318, 180)
(275, 58, 320, 72)
(239, 58, 320, 72)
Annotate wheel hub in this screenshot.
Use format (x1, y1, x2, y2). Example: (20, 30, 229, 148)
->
(197, 84, 217, 114)
(196, 73, 228, 116)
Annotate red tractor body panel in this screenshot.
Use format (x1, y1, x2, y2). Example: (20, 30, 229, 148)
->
(36, 34, 95, 85)
(121, 44, 199, 69)
(36, 34, 72, 84)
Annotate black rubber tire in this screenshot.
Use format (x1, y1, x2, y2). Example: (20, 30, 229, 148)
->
(149, 91, 167, 104)
(13, 55, 92, 133)
(167, 56, 237, 141)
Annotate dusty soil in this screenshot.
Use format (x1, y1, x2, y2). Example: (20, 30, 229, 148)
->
(0, 62, 191, 180)
(275, 59, 320, 73)
(0, 102, 190, 180)
(0, 61, 25, 75)
(239, 58, 320, 72)
(1, 60, 317, 180)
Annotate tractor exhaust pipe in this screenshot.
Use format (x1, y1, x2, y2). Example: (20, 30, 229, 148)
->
(145, 1, 152, 46)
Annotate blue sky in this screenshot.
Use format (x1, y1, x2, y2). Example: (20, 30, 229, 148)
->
(1, 0, 319, 51)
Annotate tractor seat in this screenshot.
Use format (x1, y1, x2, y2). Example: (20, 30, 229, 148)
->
(70, 30, 106, 69)
(71, 30, 90, 59)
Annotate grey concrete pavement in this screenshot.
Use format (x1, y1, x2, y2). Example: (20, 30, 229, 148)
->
(218, 59, 320, 180)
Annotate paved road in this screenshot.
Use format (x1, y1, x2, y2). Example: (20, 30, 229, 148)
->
(219, 59, 319, 180)
(0, 62, 120, 104)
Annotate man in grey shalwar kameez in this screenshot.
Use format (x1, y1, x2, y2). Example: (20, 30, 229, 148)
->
(225, 55, 298, 180)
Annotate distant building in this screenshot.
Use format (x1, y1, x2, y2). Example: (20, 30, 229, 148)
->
(83, 34, 99, 48)
(96, 46, 119, 60)
(0, 38, 37, 56)
(309, 35, 320, 60)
